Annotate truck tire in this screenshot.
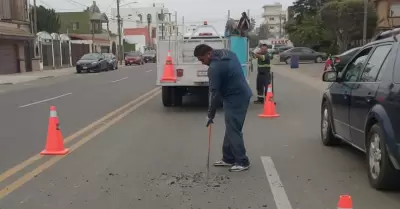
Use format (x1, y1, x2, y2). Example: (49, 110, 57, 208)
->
(162, 86, 173, 107)
(162, 87, 183, 107)
(172, 87, 183, 106)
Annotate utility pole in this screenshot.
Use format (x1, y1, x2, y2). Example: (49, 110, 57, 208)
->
(147, 14, 152, 48)
(33, 0, 37, 35)
(91, 20, 95, 52)
(117, 0, 123, 65)
(279, 13, 282, 37)
(161, 9, 164, 39)
(174, 11, 178, 36)
(182, 16, 185, 35)
(362, 0, 368, 44)
(33, 0, 38, 57)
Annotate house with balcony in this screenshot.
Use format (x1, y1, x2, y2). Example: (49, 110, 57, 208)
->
(373, 0, 400, 30)
(0, 0, 36, 74)
(57, 1, 120, 64)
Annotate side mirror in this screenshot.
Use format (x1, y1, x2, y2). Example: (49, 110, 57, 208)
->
(322, 71, 338, 82)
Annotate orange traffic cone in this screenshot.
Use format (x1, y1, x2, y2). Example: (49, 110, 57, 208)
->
(160, 50, 176, 82)
(337, 195, 352, 209)
(40, 106, 69, 155)
(258, 84, 280, 118)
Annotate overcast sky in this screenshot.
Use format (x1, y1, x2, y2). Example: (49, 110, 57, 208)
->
(34, 0, 293, 30)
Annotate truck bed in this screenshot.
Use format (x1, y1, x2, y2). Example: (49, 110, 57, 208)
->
(156, 38, 227, 86)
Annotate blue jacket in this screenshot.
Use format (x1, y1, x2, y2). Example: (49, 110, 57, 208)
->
(207, 49, 252, 118)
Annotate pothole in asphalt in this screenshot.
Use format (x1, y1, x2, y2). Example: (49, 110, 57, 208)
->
(149, 172, 231, 189)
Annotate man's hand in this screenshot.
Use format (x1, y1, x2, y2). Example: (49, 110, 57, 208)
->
(206, 117, 214, 127)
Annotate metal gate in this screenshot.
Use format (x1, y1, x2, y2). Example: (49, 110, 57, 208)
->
(0, 41, 18, 74)
(53, 40, 61, 68)
(61, 42, 70, 66)
(71, 43, 90, 66)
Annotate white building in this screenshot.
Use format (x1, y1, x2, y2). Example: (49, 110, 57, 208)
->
(110, 3, 178, 50)
(262, 3, 287, 38)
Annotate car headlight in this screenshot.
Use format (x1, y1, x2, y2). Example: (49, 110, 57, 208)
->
(91, 62, 97, 65)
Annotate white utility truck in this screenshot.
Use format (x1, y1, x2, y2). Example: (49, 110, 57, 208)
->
(156, 19, 250, 107)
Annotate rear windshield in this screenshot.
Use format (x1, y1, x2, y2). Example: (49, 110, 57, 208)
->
(143, 51, 155, 55)
(126, 52, 141, 56)
(81, 53, 100, 60)
(103, 53, 114, 58)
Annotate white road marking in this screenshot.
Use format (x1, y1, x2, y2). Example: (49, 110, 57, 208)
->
(19, 93, 73, 108)
(261, 156, 293, 209)
(145, 70, 152, 72)
(110, 77, 128, 83)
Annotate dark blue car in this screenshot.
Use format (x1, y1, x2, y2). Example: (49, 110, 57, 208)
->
(321, 35, 400, 190)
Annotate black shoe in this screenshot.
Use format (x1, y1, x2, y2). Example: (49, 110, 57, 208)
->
(253, 100, 264, 104)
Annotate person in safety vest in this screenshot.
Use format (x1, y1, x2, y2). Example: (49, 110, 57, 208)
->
(194, 44, 252, 172)
(252, 43, 271, 104)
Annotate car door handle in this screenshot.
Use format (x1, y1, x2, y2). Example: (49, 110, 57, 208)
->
(365, 93, 374, 102)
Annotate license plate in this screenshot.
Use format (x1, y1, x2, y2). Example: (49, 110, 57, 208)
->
(197, 70, 207, 76)
(83, 66, 87, 69)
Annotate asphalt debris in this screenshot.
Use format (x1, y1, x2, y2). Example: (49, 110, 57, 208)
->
(152, 172, 231, 189)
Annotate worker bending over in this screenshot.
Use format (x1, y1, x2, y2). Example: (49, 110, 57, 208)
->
(194, 44, 252, 172)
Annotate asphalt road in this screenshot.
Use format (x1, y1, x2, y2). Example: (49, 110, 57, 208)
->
(0, 64, 157, 173)
(1, 63, 400, 209)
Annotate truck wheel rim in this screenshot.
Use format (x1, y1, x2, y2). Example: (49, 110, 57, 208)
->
(369, 133, 382, 179)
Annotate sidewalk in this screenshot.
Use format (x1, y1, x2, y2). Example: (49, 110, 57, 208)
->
(0, 67, 76, 85)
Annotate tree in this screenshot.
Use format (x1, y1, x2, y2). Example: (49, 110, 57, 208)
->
(258, 23, 270, 40)
(285, 15, 325, 47)
(320, 0, 377, 52)
(34, 6, 60, 33)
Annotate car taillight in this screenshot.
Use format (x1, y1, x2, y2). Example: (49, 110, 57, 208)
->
(176, 69, 184, 77)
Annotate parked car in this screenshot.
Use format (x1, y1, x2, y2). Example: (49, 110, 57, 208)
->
(142, 50, 156, 63)
(125, 51, 144, 65)
(76, 53, 109, 73)
(324, 47, 361, 72)
(103, 53, 118, 70)
(279, 47, 327, 64)
(320, 36, 400, 190)
(275, 45, 292, 53)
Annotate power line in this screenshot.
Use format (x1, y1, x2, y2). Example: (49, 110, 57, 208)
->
(65, 0, 87, 8)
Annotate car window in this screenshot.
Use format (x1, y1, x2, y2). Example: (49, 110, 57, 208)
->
(360, 44, 392, 82)
(301, 48, 313, 53)
(81, 53, 99, 60)
(290, 48, 302, 52)
(393, 45, 400, 83)
(377, 53, 391, 82)
(126, 52, 141, 56)
(339, 47, 360, 56)
(341, 47, 372, 82)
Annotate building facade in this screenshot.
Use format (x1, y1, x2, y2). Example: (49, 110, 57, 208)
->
(0, 0, 36, 74)
(262, 3, 287, 38)
(373, 0, 400, 30)
(110, 3, 178, 50)
(57, 1, 121, 62)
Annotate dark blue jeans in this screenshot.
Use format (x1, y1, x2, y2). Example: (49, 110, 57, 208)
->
(222, 99, 250, 166)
